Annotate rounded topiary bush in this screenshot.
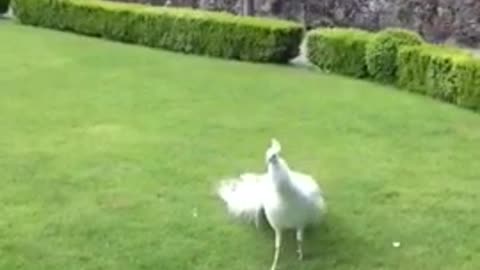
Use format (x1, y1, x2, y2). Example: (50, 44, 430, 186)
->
(0, 0, 10, 14)
(366, 28, 424, 83)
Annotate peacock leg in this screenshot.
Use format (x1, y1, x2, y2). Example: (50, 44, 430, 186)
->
(270, 229, 282, 270)
(296, 228, 304, 261)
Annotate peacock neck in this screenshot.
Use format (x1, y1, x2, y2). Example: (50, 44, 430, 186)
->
(268, 157, 292, 193)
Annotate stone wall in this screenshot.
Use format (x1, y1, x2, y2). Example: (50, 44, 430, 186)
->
(107, 0, 480, 47)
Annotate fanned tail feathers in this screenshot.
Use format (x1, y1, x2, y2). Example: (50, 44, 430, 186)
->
(217, 173, 266, 227)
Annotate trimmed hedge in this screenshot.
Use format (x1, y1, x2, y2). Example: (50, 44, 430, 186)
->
(397, 44, 480, 109)
(366, 28, 424, 83)
(396, 45, 431, 94)
(453, 59, 480, 111)
(307, 27, 375, 78)
(306, 25, 480, 112)
(398, 45, 471, 94)
(0, 0, 9, 14)
(455, 60, 480, 110)
(12, 0, 303, 63)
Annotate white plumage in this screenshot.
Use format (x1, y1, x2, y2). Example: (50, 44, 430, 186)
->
(217, 138, 327, 270)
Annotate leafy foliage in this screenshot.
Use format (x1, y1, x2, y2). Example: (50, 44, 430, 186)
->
(12, 0, 303, 63)
(365, 28, 424, 83)
(452, 59, 480, 110)
(397, 44, 480, 109)
(307, 27, 375, 78)
(0, 0, 10, 14)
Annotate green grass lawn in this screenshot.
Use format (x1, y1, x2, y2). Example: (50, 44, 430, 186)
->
(1, 20, 480, 270)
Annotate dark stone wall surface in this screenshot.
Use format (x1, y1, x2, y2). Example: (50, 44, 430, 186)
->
(107, 0, 480, 47)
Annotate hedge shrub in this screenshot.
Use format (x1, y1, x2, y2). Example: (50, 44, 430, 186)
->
(425, 52, 460, 102)
(12, 0, 303, 63)
(307, 27, 375, 78)
(304, 25, 480, 112)
(398, 45, 471, 94)
(366, 28, 424, 83)
(454, 60, 480, 110)
(397, 44, 480, 108)
(428, 55, 480, 107)
(397, 45, 431, 94)
(0, 0, 9, 14)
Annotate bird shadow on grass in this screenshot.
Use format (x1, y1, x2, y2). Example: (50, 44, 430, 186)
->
(252, 212, 375, 268)
(306, 214, 376, 266)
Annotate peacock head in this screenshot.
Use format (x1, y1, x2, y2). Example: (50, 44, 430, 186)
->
(265, 138, 282, 164)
